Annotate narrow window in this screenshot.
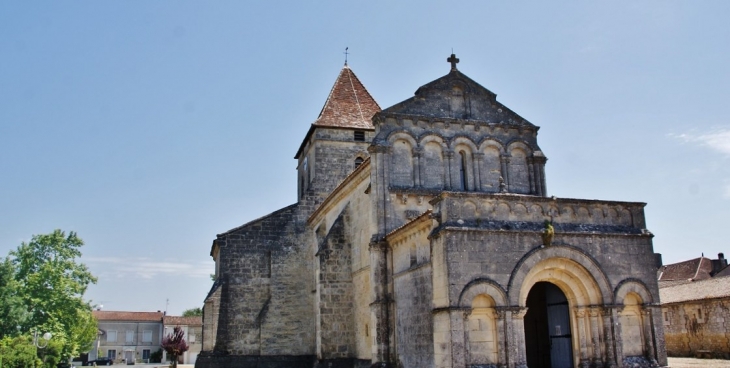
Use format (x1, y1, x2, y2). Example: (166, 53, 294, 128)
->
(354, 131, 365, 141)
(108, 350, 116, 360)
(355, 157, 364, 169)
(142, 350, 151, 360)
(459, 151, 468, 191)
(664, 312, 668, 322)
(698, 309, 702, 319)
(365, 324, 369, 336)
(126, 330, 134, 343)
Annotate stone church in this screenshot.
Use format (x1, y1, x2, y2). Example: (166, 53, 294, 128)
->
(197, 55, 667, 368)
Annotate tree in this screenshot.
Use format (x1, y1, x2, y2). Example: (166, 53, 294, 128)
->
(181, 307, 202, 317)
(161, 327, 188, 368)
(0, 336, 40, 368)
(0, 257, 28, 338)
(8, 230, 98, 362)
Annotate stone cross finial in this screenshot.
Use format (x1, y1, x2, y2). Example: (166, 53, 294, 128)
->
(447, 53, 459, 70)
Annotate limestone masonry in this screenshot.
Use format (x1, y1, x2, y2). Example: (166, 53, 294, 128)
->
(196, 55, 668, 368)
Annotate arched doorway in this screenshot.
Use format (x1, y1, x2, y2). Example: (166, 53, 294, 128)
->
(524, 282, 574, 368)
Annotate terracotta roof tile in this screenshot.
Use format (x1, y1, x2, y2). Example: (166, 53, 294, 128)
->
(659, 276, 730, 304)
(658, 257, 713, 281)
(92, 310, 164, 322)
(163, 316, 202, 326)
(313, 66, 380, 130)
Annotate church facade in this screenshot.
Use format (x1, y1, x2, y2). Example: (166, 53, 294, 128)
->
(197, 56, 667, 368)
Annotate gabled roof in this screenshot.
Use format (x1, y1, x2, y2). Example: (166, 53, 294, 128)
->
(380, 67, 534, 127)
(93, 310, 164, 322)
(295, 65, 380, 158)
(163, 315, 202, 326)
(659, 275, 730, 304)
(658, 257, 713, 282)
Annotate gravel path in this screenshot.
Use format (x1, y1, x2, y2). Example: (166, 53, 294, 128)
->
(668, 357, 730, 367)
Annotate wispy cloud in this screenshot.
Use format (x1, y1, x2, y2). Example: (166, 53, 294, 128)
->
(671, 128, 730, 155)
(85, 256, 214, 280)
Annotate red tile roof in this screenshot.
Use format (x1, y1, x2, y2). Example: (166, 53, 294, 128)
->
(295, 65, 380, 159)
(93, 311, 164, 322)
(163, 316, 202, 326)
(313, 66, 380, 130)
(658, 257, 713, 281)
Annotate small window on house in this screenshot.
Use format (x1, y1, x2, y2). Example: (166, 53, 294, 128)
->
(189, 333, 196, 343)
(142, 349, 151, 360)
(107, 350, 116, 360)
(698, 309, 702, 319)
(126, 330, 134, 343)
(365, 324, 369, 336)
(142, 330, 152, 342)
(355, 157, 364, 169)
(664, 312, 668, 322)
(354, 131, 365, 141)
(409, 244, 417, 267)
(107, 330, 117, 342)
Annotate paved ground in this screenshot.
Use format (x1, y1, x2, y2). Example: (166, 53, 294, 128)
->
(668, 357, 730, 367)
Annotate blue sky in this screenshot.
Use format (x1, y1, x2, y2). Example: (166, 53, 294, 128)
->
(1, 1, 728, 315)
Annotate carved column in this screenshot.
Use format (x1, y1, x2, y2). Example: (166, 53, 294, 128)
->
(445, 149, 454, 190)
(641, 306, 658, 366)
(413, 147, 423, 188)
(575, 307, 590, 368)
(369, 240, 392, 367)
(612, 306, 624, 368)
(589, 307, 603, 366)
(507, 307, 528, 368)
(500, 155, 510, 192)
(495, 308, 508, 368)
(601, 307, 617, 368)
(473, 152, 484, 192)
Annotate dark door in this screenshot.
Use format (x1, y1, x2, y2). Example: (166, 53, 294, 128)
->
(525, 282, 574, 368)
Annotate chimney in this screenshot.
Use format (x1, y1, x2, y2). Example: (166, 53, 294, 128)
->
(654, 253, 663, 269)
(710, 252, 728, 276)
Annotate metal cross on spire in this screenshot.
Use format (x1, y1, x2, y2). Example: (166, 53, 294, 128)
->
(447, 53, 459, 71)
(344, 47, 349, 66)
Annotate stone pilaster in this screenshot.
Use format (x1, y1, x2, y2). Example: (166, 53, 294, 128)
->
(495, 308, 508, 368)
(641, 306, 659, 367)
(506, 307, 528, 368)
(369, 240, 392, 367)
(576, 307, 591, 368)
(601, 307, 617, 368)
(589, 307, 603, 366)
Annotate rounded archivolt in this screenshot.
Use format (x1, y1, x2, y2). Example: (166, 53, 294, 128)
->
(614, 278, 654, 305)
(458, 278, 508, 307)
(508, 246, 612, 306)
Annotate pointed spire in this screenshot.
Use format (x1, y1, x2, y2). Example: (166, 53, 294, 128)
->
(312, 65, 381, 130)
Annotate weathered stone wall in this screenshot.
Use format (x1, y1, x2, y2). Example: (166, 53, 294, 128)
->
(316, 213, 355, 359)
(202, 283, 221, 351)
(390, 223, 434, 368)
(212, 204, 315, 357)
(299, 128, 372, 205)
(663, 299, 730, 358)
